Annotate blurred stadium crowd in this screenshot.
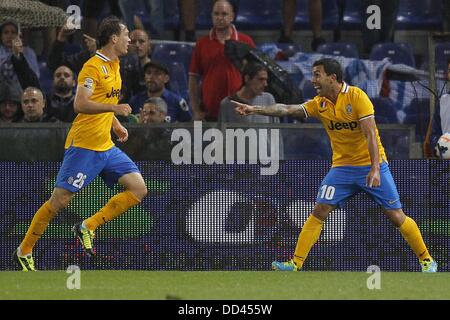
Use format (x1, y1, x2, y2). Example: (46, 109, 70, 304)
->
(1, 0, 450, 158)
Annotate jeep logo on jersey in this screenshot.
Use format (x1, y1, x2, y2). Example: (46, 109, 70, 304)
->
(327, 120, 358, 131)
(106, 87, 121, 98)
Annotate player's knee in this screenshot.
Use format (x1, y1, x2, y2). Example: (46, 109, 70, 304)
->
(49, 194, 71, 211)
(139, 186, 148, 199)
(131, 184, 147, 201)
(384, 208, 406, 227)
(312, 203, 334, 221)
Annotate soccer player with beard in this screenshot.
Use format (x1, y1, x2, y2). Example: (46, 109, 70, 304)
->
(233, 58, 437, 273)
(14, 16, 148, 271)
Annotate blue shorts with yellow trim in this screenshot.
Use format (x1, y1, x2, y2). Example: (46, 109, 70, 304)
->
(55, 146, 140, 193)
(316, 162, 402, 210)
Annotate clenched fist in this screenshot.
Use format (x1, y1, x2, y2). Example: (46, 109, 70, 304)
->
(112, 104, 132, 116)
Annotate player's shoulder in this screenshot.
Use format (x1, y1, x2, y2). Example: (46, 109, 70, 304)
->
(85, 52, 112, 68)
(304, 96, 322, 106)
(80, 55, 103, 73)
(260, 91, 275, 101)
(345, 84, 367, 97)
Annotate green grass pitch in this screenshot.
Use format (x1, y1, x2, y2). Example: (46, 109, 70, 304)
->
(1, 271, 449, 300)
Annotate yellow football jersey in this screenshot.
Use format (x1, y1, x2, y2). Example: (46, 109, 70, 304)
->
(64, 51, 121, 151)
(301, 82, 387, 167)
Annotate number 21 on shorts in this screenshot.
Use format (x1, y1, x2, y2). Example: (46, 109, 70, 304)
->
(72, 172, 87, 189)
(319, 185, 335, 200)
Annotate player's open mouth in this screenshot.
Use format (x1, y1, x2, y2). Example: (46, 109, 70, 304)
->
(314, 86, 321, 92)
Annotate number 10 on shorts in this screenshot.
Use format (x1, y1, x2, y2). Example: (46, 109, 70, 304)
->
(319, 185, 335, 200)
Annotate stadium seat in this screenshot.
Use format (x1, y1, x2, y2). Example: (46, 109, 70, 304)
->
(396, 0, 443, 30)
(257, 43, 302, 60)
(167, 62, 189, 100)
(256, 43, 281, 60)
(341, 0, 363, 30)
(287, 69, 305, 90)
(276, 43, 303, 56)
(38, 61, 53, 96)
(403, 98, 430, 142)
(317, 42, 359, 58)
(277, 43, 303, 60)
(134, 0, 180, 33)
(294, 0, 339, 30)
(320, 0, 340, 30)
(196, 0, 214, 29)
(302, 80, 317, 100)
(235, 0, 282, 30)
(151, 43, 194, 71)
(130, 2, 153, 33)
(371, 97, 399, 123)
(369, 42, 416, 67)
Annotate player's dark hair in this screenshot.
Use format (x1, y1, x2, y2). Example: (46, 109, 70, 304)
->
(242, 62, 267, 83)
(97, 16, 125, 48)
(313, 58, 343, 83)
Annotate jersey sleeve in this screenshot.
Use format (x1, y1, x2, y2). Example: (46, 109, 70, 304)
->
(302, 99, 320, 119)
(77, 63, 99, 92)
(354, 89, 375, 120)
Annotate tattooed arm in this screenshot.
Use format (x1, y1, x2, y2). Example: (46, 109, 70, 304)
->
(232, 100, 306, 120)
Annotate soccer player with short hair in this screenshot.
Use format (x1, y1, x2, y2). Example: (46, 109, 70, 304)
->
(233, 58, 437, 272)
(14, 16, 148, 271)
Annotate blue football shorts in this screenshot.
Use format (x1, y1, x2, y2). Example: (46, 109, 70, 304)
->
(55, 146, 140, 193)
(316, 161, 402, 210)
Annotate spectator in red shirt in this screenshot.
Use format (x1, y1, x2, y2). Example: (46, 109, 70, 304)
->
(189, 0, 255, 121)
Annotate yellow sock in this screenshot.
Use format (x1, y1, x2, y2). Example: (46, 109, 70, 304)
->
(293, 214, 324, 269)
(399, 216, 432, 261)
(20, 201, 57, 255)
(84, 190, 140, 231)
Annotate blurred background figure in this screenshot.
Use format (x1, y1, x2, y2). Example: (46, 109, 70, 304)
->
(189, 0, 255, 121)
(47, 23, 97, 74)
(0, 19, 39, 89)
(180, 0, 198, 41)
(0, 81, 23, 122)
(20, 87, 56, 123)
(81, 0, 122, 38)
(122, 28, 153, 100)
(219, 62, 277, 123)
(279, 0, 325, 51)
(118, 0, 165, 39)
(130, 61, 192, 122)
(139, 97, 170, 123)
(46, 65, 76, 122)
